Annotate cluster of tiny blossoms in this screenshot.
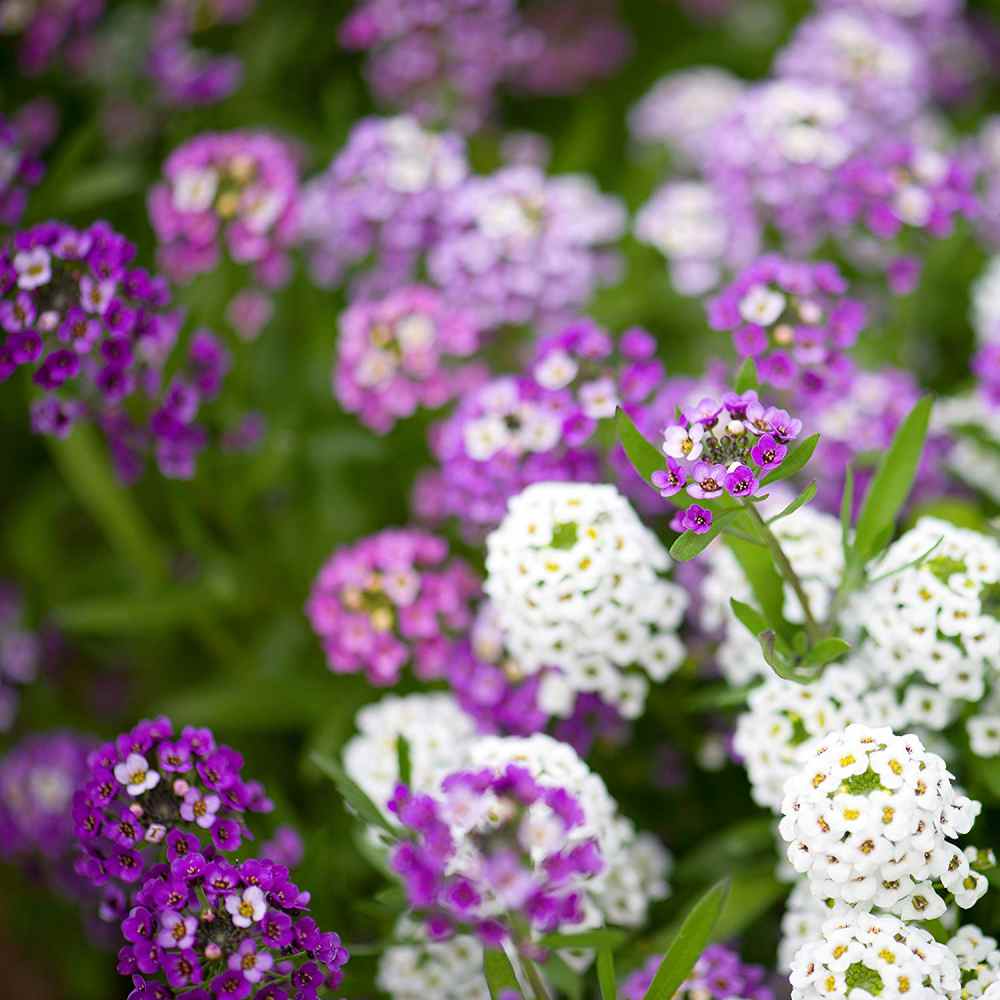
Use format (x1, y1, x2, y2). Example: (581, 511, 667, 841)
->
(0, 0, 103, 74)
(148, 0, 255, 106)
(779, 723, 987, 919)
(707, 256, 866, 395)
(485, 483, 687, 720)
(0, 100, 57, 225)
(621, 942, 774, 1000)
(119, 856, 347, 1000)
(148, 131, 300, 288)
(334, 284, 485, 434)
(389, 761, 603, 945)
(847, 517, 1000, 739)
(414, 321, 661, 536)
(306, 529, 479, 685)
(73, 717, 273, 921)
(655, 388, 802, 533)
(298, 116, 467, 294)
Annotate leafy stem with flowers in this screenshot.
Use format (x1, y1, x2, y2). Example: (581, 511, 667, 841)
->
(618, 365, 936, 683)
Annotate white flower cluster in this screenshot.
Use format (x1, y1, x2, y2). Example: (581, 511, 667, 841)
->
(465, 734, 671, 931)
(848, 517, 1000, 734)
(789, 909, 961, 1000)
(779, 723, 986, 919)
(484, 483, 687, 719)
(972, 255, 1000, 344)
(701, 505, 844, 685)
(341, 693, 479, 821)
(948, 925, 1000, 999)
(779, 881, 849, 973)
(936, 394, 1000, 505)
(377, 918, 488, 1000)
(734, 663, 869, 811)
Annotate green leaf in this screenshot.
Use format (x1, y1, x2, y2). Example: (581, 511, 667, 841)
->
(802, 636, 851, 667)
(683, 683, 755, 711)
(761, 434, 820, 487)
(598, 949, 617, 1000)
(729, 599, 768, 638)
(734, 358, 759, 394)
(641, 878, 730, 1000)
(309, 752, 397, 837)
(756, 630, 813, 683)
(616, 407, 665, 485)
(726, 537, 787, 636)
(767, 482, 817, 524)
(675, 818, 776, 881)
(484, 948, 522, 1000)
(57, 162, 143, 212)
(540, 929, 627, 951)
(840, 464, 854, 559)
(669, 525, 720, 561)
(853, 397, 933, 561)
(396, 735, 412, 788)
(542, 954, 583, 1000)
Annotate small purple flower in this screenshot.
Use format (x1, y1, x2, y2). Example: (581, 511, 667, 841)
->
(651, 458, 686, 498)
(156, 909, 197, 950)
(687, 461, 726, 499)
(680, 505, 713, 535)
(750, 434, 787, 471)
(227, 939, 274, 984)
(723, 464, 759, 499)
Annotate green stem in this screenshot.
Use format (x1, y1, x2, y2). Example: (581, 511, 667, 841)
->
(518, 949, 552, 1000)
(742, 500, 821, 644)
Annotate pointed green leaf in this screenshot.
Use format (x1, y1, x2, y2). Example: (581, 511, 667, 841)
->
(726, 537, 787, 637)
(802, 636, 851, 667)
(840, 464, 854, 560)
(729, 599, 769, 638)
(767, 482, 817, 525)
(616, 406, 665, 485)
(734, 358, 759, 394)
(309, 752, 397, 837)
(761, 434, 820, 486)
(853, 397, 933, 560)
(396, 735, 412, 788)
(598, 949, 617, 1000)
(641, 879, 730, 1000)
(669, 525, 721, 561)
(484, 948, 522, 999)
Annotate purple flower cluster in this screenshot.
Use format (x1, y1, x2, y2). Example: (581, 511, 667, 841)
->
(73, 717, 273, 922)
(0, 729, 92, 862)
(148, 131, 300, 288)
(0, 581, 43, 731)
(298, 115, 467, 294)
(0, 100, 57, 225)
(148, 0, 256, 106)
(306, 529, 479, 685)
(339, 0, 539, 132)
(707, 255, 866, 395)
(414, 321, 659, 536)
(388, 763, 603, 945)
(427, 165, 625, 329)
(654, 388, 803, 530)
(0, 0, 103, 74)
(119, 856, 347, 1000)
(621, 942, 774, 1000)
(335, 284, 486, 434)
(0, 220, 233, 480)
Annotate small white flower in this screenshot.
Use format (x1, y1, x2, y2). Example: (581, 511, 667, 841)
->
(225, 886, 267, 928)
(13, 247, 51, 290)
(113, 753, 160, 797)
(171, 167, 219, 213)
(534, 350, 578, 390)
(739, 284, 787, 326)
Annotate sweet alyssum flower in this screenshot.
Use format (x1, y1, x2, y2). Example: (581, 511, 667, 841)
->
(707, 255, 866, 395)
(779, 723, 987, 918)
(334, 285, 485, 434)
(847, 517, 1000, 736)
(788, 909, 961, 1000)
(0, 0, 104, 74)
(0, 100, 56, 226)
(654, 388, 802, 520)
(306, 529, 479, 685)
(427, 164, 625, 329)
(118, 856, 348, 999)
(947, 924, 1000, 999)
(73, 717, 273, 917)
(338, 0, 539, 132)
(484, 482, 687, 721)
(299, 115, 467, 294)
(148, 131, 300, 288)
(621, 942, 774, 1000)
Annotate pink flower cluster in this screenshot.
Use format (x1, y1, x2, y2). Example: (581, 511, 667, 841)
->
(148, 131, 300, 288)
(334, 284, 486, 434)
(306, 529, 479, 685)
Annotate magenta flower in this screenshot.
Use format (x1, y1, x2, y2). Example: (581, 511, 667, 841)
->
(156, 909, 197, 949)
(724, 464, 759, 499)
(687, 461, 726, 499)
(751, 434, 787, 471)
(651, 459, 686, 497)
(680, 505, 713, 535)
(227, 938, 274, 983)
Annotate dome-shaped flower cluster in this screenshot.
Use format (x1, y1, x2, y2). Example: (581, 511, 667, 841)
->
(849, 517, 1000, 734)
(377, 918, 489, 1000)
(734, 663, 869, 811)
(789, 909, 961, 1000)
(779, 723, 987, 919)
(306, 529, 479, 686)
(622, 942, 774, 1000)
(299, 116, 467, 293)
(484, 483, 686, 719)
(148, 131, 300, 288)
(334, 285, 485, 434)
(342, 693, 479, 824)
(427, 165, 625, 329)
